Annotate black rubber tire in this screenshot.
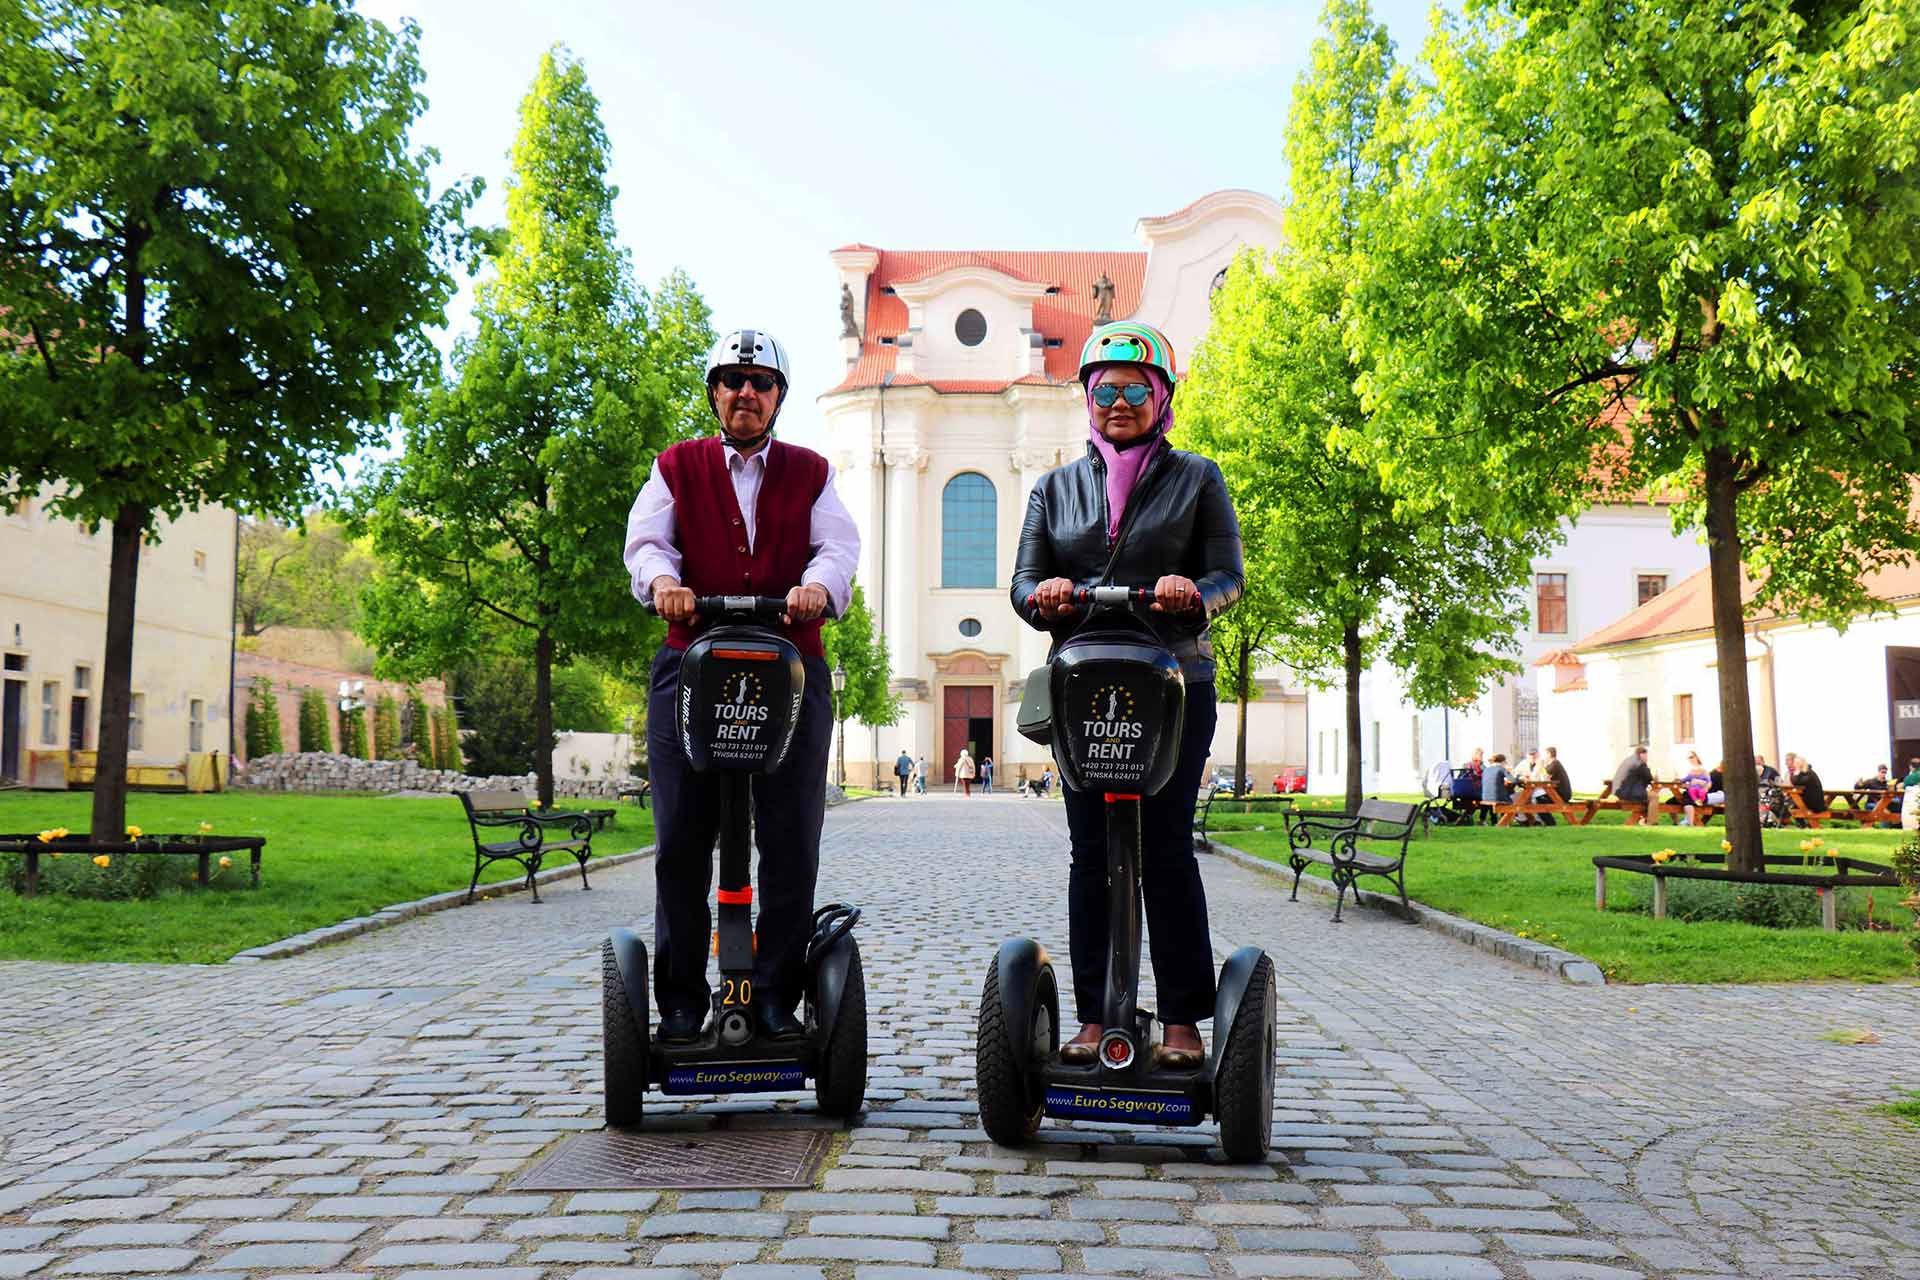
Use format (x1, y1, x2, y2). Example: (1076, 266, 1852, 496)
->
(1215, 951, 1275, 1163)
(976, 954, 1056, 1147)
(602, 938, 649, 1129)
(813, 937, 868, 1117)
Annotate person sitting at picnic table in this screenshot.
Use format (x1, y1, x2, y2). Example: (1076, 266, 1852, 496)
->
(1612, 745, 1653, 820)
(1678, 751, 1713, 826)
(1707, 760, 1726, 806)
(1481, 752, 1515, 813)
(1756, 753, 1780, 785)
(1790, 756, 1826, 825)
(1531, 746, 1572, 827)
(1858, 764, 1891, 792)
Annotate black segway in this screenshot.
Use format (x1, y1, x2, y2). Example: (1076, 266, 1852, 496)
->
(603, 596, 867, 1126)
(977, 586, 1275, 1160)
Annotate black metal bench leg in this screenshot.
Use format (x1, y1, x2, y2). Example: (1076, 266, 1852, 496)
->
(527, 855, 543, 904)
(1288, 856, 1305, 902)
(466, 853, 484, 904)
(576, 850, 592, 891)
(1331, 869, 1349, 922)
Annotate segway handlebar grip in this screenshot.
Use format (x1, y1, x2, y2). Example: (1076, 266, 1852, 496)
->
(1070, 586, 1156, 609)
(643, 595, 837, 620)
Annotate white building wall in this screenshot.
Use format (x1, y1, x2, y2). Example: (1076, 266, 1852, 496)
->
(1308, 505, 1708, 796)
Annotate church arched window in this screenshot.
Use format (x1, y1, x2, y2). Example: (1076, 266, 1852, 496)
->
(941, 472, 997, 589)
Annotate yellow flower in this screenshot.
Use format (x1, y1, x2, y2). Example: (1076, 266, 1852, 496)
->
(198, 821, 214, 834)
(530, 799, 542, 809)
(36, 829, 57, 843)
(218, 855, 232, 869)
(92, 854, 111, 868)
(1799, 839, 1813, 854)
(125, 825, 142, 839)
(1651, 849, 1674, 863)
(1720, 839, 1733, 854)
(1810, 836, 1825, 849)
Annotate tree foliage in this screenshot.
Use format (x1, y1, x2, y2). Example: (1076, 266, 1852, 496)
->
(1351, 0, 1920, 868)
(235, 514, 376, 637)
(341, 704, 370, 760)
(297, 687, 333, 754)
(351, 47, 711, 806)
(0, 0, 472, 834)
(373, 693, 403, 759)
(1180, 0, 1531, 810)
(823, 582, 900, 730)
(243, 678, 283, 758)
(451, 660, 541, 779)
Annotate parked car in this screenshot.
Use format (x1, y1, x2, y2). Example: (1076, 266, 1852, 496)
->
(1272, 765, 1307, 794)
(1210, 768, 1244, 795)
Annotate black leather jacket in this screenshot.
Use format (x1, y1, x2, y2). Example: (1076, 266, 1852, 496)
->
(1011, 442, 1244, 680)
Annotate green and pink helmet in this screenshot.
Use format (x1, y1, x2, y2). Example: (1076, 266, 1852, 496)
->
(1078, 320, 1177, 385)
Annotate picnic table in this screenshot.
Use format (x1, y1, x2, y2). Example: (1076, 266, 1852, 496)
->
(1489, 783, 1596, 827)
(1814, 787, 1899, 826)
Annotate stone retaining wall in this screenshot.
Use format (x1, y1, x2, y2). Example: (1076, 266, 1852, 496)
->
(234, 752, 627, 799)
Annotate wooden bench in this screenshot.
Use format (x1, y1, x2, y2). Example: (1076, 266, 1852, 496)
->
(3, 832, 264, 898)
(1282, 799, 1420, 922)
(1193, 790, 1296, 850)
(458, 789, 596, 904)
(618, 781, 651, 810)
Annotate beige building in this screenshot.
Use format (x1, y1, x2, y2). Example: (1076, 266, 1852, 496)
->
(819, 191, 1307, 788)
(1, 492, 237, 784)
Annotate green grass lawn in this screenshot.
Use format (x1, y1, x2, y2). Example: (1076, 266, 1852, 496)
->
(0, 791, 654, 965)
(1208, 810, 1919, 985)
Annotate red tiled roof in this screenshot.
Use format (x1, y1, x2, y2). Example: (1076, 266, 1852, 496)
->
(827, 249, 1147, 396)
(1573, 557, 1920, 652)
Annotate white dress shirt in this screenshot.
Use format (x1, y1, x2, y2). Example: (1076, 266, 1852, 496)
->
(622, 439, 861, 617)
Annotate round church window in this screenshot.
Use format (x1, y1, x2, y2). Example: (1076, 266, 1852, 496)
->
(955, 308, 987, 347)
(958, 617, 982, 638)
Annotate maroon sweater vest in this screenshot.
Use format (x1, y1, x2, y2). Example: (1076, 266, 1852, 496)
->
(655, 436, 830, 659)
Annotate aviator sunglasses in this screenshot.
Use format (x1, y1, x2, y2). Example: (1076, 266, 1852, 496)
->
(717, 369, 779, 393)
(1090, 382, 1153, 408)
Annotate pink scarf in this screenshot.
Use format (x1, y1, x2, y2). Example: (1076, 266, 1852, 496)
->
(1086, 366, 1173, 543)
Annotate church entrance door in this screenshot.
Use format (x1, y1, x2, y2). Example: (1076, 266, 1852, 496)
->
(941, 684, 993, 787)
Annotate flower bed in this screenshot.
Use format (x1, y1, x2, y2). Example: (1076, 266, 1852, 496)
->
(1, 830, 265, 898)
(1592, 847, 1899, 930)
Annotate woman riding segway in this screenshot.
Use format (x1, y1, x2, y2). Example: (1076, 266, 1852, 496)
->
(1014, 320, 1245, 1071)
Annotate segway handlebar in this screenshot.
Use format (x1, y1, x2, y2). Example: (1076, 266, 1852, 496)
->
(1023, 585, 1159, 610)
(643, 595, 839, 620)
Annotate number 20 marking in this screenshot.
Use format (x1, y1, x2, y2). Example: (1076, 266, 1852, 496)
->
(722, 978, 752, 1006)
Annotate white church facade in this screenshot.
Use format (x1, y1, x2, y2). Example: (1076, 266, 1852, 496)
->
(818, 190, 1306, 790)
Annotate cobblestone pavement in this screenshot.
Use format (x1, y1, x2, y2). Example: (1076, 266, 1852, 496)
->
(2, 794, 1917, 1280)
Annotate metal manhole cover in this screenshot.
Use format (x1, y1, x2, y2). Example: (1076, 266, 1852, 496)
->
(511, 1129, 833, 1190)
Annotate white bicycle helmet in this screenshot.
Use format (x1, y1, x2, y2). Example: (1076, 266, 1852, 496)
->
(705, 328, 792, 437)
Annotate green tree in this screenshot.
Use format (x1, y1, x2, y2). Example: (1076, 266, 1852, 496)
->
(404, 688, 428, 754)
(352, 48, 710, 807)
(341, 703, 370, 760)
(822, 582, 900, 785)
(0, 0, 472, 837)
(1181, 0, 1530, 812)
(243, 678, 284, 758)
(297, 688, 333, 754)
(552, 662, 618, 733)
(1352, 0, 1920, 870)
(373, 693, 402, 760)
(451, 661, 541, 779)
(436, 705, 464, 771)
(236, 513, 376, 637)
(1207, 570, 1289, 796)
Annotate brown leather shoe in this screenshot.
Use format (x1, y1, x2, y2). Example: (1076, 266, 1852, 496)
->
(1059, 1023, 1102, 1064)
(1155, 1023, 1204, 1070)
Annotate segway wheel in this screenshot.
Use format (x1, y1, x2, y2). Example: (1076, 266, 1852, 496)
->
(1214, 952, 1275, 1163)
(976, 951, 1057, 1147)
(812, 936, 868, 1118)
(601, 938, 649, 1128)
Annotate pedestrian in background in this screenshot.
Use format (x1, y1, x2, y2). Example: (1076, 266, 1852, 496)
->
(893, 749, 913, 797)
(981, 755, 994, 795)
(955, 748, 976, 796)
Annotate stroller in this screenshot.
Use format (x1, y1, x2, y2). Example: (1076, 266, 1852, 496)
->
(1425, 766, 1479, 827)
(1758, 781, 1792, 828)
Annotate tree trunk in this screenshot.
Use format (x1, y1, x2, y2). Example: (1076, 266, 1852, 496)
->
(1704, 448, 1762, 874)
(1234, 633, 1251, 796)
(90, 503, 146, 838)
(1343, 623, 1363, 813)
(534, 627, 555, 809)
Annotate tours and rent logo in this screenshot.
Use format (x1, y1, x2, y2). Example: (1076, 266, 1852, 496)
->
(711, 670, 771, 752)
(1077, 682, 1145, 776)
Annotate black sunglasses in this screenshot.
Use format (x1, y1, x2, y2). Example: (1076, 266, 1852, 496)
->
(717, 369, 779, 393)
(1090, 382, 1152, 408)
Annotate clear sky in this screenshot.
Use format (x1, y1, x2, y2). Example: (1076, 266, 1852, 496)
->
(353, 0, 1438, 456)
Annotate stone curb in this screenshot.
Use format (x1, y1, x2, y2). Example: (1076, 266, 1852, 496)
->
(1203, 840, 1607, 985)
(226, 845, 657, 964)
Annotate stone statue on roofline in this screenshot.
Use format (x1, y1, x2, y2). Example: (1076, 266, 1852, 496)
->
(839, 283, 859, 339)
(1092, 272, 1114, 323)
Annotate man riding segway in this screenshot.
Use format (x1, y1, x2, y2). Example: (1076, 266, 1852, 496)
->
(622, 328, 860, 1045)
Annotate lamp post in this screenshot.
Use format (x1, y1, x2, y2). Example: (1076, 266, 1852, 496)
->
(830, 665, 847, 788)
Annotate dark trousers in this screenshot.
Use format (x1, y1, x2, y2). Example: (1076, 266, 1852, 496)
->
(1062, 684, 1218, 1026)
(648, 645, 832, 1019)
(896, 774, 909, 796)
